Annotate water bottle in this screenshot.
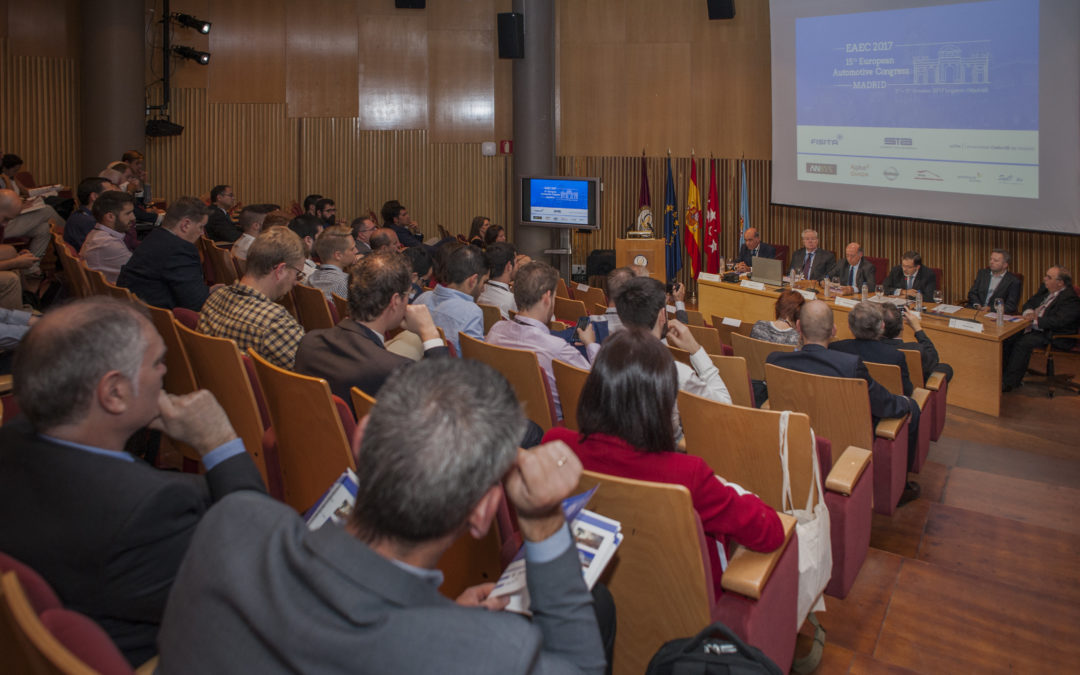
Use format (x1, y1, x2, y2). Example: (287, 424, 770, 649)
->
(823, 280, 831, 299)
(915, 291, 923, 313)
(995, 298, 1005, 327)
(861, 283, 868, 301)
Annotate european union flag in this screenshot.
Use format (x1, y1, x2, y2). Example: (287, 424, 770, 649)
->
(663, 157, 681, 283)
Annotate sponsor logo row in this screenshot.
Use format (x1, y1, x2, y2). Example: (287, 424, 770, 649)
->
(804, 162, 1026, 186)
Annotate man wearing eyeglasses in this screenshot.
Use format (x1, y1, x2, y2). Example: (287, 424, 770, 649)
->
(351, 215, 377, 256)
(198, 227, 306, 369)
(1002, 265, 1080, 392)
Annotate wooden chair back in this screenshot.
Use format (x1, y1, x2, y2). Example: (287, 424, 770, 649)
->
(277, 289, 299, 320)
(551, 359, 590, 431)
(553, 295, 588, 323)
(578, 285, 607, 311)
(592, 302, 608, 316)
(683, 308, 705, 327)
(83, 266, 108, 296)
(204, 243, 239, 286)
(765, 363, 874, 453)
(686, 324, 723, 355)
(350, 386, 376, 422)
(102, 279, 136, 303)
(176, 322, 273, 489)
(0, 572, 100, 675)
(732, 332, 796, 381)
(576, 471, 713, 675)
(478, 303, 503, 335)
(710, 315, 753, 346)
(678, 391, 818, 510)
(144, 303, 198, 397)
(331, 293, 348, 323)
(556, 277, 571, 299)
(292, 283, 335, 332)
(458, 333, 557, 429)
(196, 237, 217, 285)
(52, 235, 90, 299)
(667, 346, 754, 408)
(864, 361, 904, 397)
(899, 349, 924, 388)
(436, 514, 505, 601)
(248, 348, 356, 512)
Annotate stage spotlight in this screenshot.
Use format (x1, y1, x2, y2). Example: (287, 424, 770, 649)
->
(174, 13, 211, 34)
(173, 46, 211, 65)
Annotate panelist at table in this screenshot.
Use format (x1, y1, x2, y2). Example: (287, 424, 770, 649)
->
(733, 227, 777, 273)
(883, 251, 936, 299)
(788, 229, 836, 282)
(967, 248, 1021, 314)
(830, 242, 877, 294)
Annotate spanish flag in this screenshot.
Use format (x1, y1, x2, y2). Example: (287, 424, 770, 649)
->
(684, 157, 702, 279)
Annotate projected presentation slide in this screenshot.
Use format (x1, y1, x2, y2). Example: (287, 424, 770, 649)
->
(795, 0, 1038, 198)
(529, 179, 590, 225)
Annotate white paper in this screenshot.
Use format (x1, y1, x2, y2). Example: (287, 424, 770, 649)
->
(932, 304, 962, 314)
(576, 283, 589, 292)
(798, 289, 816, 301)
(666, 304, 677, 313)
(697, 272, 721, 283)
(834, 297, 858, 308)
(949, 318, 984, 333)
(740, 280, 765, 291)
(721, 317, 742, 327)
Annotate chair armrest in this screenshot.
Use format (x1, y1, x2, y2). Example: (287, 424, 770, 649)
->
(0, 374, 11, 396)
(925, 371, 946, 391)
(912, 387, 931, 411)
(136, 656, 160, 675)
(720, 512, 796, 600)
(875, 416, 906, 440)
(759, 400, 771, 410)
(824, 446, 872, 495)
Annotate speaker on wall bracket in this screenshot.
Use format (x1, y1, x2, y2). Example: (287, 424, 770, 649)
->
(395, 0, 425, 8)
(497, 12, 524, 59)
(707, 0, 735, 20)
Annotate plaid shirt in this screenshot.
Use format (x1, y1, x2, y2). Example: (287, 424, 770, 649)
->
(198, 283, 304, 369)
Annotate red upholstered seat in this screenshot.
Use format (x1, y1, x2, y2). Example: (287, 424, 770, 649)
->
(0, 551, 62, 614)
(40, 608, 135, 675)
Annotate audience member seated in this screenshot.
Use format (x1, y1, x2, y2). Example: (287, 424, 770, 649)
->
(879, 303, 953, 382)
(0, 190, 38, 310)
(615, 276, 732, 439)
(302, 193, 322, 216)
(750, 289, 804, 347)
(113, 152, 161, 227)
(308, 225, 358, 300)
(883, 250, 936, 299)
(0, 306, 35, 374)
(158, 357, 606, 673)
(205, 184, 242, 243)
(295, 249, 447, 400)
(789, 229, 836, 282)
(381, 199, 424, 248)
(403, 246, 433, 302)
(487, 261, 597, 419)
(733, 227, 777, 273)
(413, 243, 486, 354)
(370, 226, 401, 252)
(198, 227, 306, 369)
(1002, 265, 1080, 392)
(232, 205, 274, 261)
(767, 300, 921, 501)
(588, 265, 634, 335)
(64, 176, 119, 251)
(351, 215, 377, 256)
(287, 214, 323, 282)
(0, 298, 265, 666)
(967, 248, 1021, 314)
(830, 302, 913, 395)
(117, 197, 214, 311)
(467, 215, 490, 247)
(315, 197, 337, 228)
(477, 241, 520, 319)
(80, 190, 135, 283)
(0, 154, 56, 271)
(544, 328, 783, 598)
(830, 242, 877, 293)
(483, 224, 507, 247)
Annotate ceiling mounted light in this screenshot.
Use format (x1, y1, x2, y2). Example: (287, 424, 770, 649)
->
(173, 13, 211, 34)
(173, 46, 211, 65)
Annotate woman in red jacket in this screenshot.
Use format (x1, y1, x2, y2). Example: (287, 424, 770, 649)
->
(543, 328, 783, 597)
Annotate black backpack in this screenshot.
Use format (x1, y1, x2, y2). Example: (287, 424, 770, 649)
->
(645, 622, 783, 675)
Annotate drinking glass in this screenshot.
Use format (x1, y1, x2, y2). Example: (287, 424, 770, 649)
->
(875, 284, 884, 297)
(933, 290, 943, 305)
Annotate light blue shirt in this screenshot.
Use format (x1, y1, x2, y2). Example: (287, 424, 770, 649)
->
(39, 434, 246, 471)
(413, 285, 483, 356)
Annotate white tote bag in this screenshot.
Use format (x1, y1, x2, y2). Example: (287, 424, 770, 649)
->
(779, 411, 832, 629)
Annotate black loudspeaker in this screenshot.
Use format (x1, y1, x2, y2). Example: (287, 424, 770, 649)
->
(145, 119, 184, 137)
(394, 0, 425, 8)
(707, 0, 735, 20)
(497, 12, 524, 59)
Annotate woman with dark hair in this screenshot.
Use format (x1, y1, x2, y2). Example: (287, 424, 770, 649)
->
(467, 216, 489, 247)
(483, 224, 506, 247)
(542, 328, 783, 597)
(750, 289, 804, 346)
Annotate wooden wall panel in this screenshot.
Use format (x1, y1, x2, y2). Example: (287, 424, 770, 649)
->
(428, 29, 495, 143)
(357, 13, 428, 130)
(426, 0, 493, 31)
(7, 0, 78, 58)
(286, 0, 359, 118)
(559, 0, 627, 44)
(0, 38, 80, 189)
(208, 0, 286, 104)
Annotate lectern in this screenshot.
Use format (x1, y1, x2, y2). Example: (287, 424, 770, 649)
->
(615, 238, 666, 282)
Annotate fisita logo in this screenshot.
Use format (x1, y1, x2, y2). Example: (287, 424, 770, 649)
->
(810, 134, 842, 146)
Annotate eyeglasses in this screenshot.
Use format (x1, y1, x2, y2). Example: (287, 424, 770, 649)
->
(286, 264, 304, 281)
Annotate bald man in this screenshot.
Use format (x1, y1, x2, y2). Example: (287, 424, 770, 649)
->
(830, 242, 877, 293)
(734, 227, 777, 273)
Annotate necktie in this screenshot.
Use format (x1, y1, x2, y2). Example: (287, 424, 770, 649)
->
(906, 275, 914, 290)
(850, 266, 857, 287)
(802, 252, 813, 278)
(751, 248, 757, 258)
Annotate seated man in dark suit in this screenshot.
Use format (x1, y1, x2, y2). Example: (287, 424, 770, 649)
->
(788, 229, 837, 282)
(294, 249, 448, 400)
(380, 198, 425, 248)
(205, 184, 242, 243)
(767, 300, 921, 501)
(63, 176, 118, 251)
(967, 248, 1021, 314)
(879, 303, 953, 382)
(830, 301, 913, 395)
(883, 250, 936, 299)
(117, 196, 214, 311)
(1002, 265, 1080, 392)
(733, 227, 777, 273)
(157, 357, 608, 674)
(0, 298, 265, 666)
(830, 242, 877, 294)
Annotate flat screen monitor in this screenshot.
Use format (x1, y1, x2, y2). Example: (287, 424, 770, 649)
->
(751, 256, 786, 287)
(520, 176, 601, 230)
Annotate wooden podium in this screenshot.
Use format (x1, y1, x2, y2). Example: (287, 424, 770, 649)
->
(615, 238, 666, 282)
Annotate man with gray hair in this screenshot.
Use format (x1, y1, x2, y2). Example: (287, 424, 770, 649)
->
(829, 301, 914, 395)
(0, 298, 265, 666)
(789, 229, 837, 282)
(157, 357, 606, 674)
